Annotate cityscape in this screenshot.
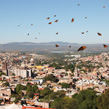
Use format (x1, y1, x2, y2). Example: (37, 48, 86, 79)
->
(0, 0, 109, 109)
(0, 51, 108, 109)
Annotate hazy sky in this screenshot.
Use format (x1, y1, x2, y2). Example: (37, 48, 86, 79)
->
(0, 0, 109, 44)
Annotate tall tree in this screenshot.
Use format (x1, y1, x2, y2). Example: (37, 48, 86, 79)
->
(51, 97, 78, 109)
(72, 89, 97, 109)
(97, 89, 109, 109)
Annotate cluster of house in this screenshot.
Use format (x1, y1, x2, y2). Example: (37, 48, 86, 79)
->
(0, 52, 109, 108)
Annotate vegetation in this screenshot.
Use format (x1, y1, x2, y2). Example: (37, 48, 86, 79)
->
(10, 82, 109, 109)
(44, 74, 59, 83)
(12, 73, 15, 76)
(3, 81, 10, 86)
(44, 91, 65, 101)
(97, 89, 109, 109)
(61, 83, 70, 88)
(51, 97, 78, 109)
(12, 83, 39, 102)
(51, 89, 109, 109)
(0, 71, 6, 76)
(72, 89, 97, 109)
(64, 64, 75, 72)
(49, 63, 62, 69)
(40, 87, 52, 98)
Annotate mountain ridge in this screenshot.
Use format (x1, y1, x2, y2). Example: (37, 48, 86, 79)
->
(0, 42, 108, 52)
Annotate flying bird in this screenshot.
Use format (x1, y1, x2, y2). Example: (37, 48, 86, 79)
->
(86, 31, 88, 33)
(97, 32, 102, 36)
(54, 15, 56, 17)
(103, 44, 108, 48)
(85, 17, 87, 19)
(35, 37, 37, 39)
(48, 22, 52, 24)
(27, 33, 29, 36)
(18, 25, 20, 27)
(103, 6, 105, 8)
(55, 20, 58, 22)
(71, 18, 74, 23)
(55, 44, 59, 47)
(78, 4, 80, 6)
(46, 17, 50, 19)
(56, 32, 58, 35)
(78, 46, 86, 51)
(31, 24, 33, 26)
(81, 32, 84, 34)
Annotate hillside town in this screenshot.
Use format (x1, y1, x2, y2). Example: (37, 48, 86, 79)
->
(0, 52, 109, 109)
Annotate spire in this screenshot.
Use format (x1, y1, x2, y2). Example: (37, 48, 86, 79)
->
(74, 66, 78, 77)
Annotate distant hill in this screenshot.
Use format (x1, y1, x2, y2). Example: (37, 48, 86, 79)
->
(0, 42, 108, 53)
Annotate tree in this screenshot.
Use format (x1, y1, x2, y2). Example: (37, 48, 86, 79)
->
(97, 89, 109, 109)
(32, 84, 39, 93)
(50, 98, 64, 109)
(44, 74, 59, 83)
(27, 91, 34, 99)
(4, 81, 9, 86)
(26, 83, 32, 93)
(61, 83, 70, 88)
(12, 73, 15, 76)
(0, 71, 6, 76)
(16, 84, 22, 94)
(72, 89, 97, 109)
(49, 63, 62, 69)
(50, 97, 78, 109)
(40, 87, 52, 98)
(44, 91, 65, 101)
(72, 84, 76, 89)
(26, 83, 35, 99)
(16, 84, 27, 94)
(21, 85, 27, 90)
(14, 95, 21, 103)
(64, 64, 75, 72)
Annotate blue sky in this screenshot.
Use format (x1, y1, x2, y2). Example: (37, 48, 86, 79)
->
(0, 0, 109, 44)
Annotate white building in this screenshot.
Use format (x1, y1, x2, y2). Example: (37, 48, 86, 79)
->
(14, 69, 32, 78)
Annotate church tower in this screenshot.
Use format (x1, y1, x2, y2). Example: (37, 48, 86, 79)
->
(74, 64, 79, 77)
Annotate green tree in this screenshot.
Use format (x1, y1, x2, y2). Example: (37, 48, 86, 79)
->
(49, 63, 62, 69)
(32, 84, 39, 93)
(26, 83, 32, 93)
(97, 89, 109, 109)
(12, 73, 15, 76)
(0, 71, 6, 76)
(61, 83, 70, 88)
(26, 83, 35, 99)
(44, 74, 59, 83)
(14, 95, 21, 103)
(40, 87, 52, 98)
(64, 64, 75, 72)
(27, 91, 34, 99)
(50, 97, 78, 109)
(4, 81, 10, 86)
(44, 91, 65, 101)
(72, 89, 97, 109)
(50, 98, 64, 109)
(21, 85, 27, 90)
(16, 84, 22, 94)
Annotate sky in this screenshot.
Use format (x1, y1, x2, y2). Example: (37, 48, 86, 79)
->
(0, 0, 109, 44)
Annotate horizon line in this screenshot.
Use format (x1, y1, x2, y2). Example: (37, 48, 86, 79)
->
(0, 41, 109, 45)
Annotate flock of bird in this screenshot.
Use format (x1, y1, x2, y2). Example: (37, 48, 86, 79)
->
(46, 14, 108, 51)
(17, 4, 108, 52)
